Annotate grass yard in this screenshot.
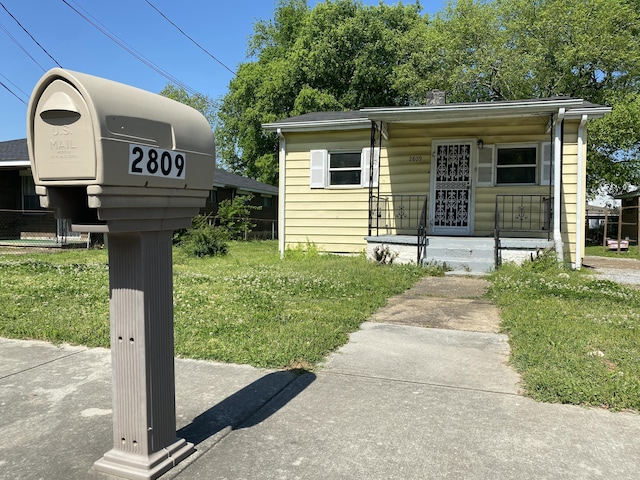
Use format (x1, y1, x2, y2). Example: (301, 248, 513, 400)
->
(0, 241, 430, 369)
(584, 244, 640, 259)
(488, 253, 640, 411)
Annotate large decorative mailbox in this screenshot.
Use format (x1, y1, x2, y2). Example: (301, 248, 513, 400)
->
(27, 68, 215, 480)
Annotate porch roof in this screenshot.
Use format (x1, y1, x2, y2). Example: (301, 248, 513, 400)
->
(263, 97, 610, 132)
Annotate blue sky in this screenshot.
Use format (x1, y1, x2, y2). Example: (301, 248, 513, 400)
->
(0, 0, 446, 142)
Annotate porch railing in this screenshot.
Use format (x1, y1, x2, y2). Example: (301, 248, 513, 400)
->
(417, 197, 428, 264)
(371, 194, 428, 236)
(494, 195, 553, 267)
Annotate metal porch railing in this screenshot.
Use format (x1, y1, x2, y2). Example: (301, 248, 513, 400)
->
(371, 194, 428, 236)
(494, 195, 553, 267)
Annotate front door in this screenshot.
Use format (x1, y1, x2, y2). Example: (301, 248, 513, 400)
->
(430, 142, 473, 235)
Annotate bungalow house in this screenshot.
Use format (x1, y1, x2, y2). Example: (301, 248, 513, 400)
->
(0, 138, 278, 244)
(263, 96, 610, 272)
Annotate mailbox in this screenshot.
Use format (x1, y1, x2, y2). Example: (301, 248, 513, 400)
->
(27, 68, 215, 233)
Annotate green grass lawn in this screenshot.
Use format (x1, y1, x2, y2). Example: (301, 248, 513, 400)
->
(584, 244, 640, 259)
(0, 241, 430, 369)
(488, 253, 640, 411)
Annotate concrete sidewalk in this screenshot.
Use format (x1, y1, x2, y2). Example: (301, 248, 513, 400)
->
(2, 277, 640, 479)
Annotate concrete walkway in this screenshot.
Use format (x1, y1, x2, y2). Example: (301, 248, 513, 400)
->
(1, 275, 639, 480)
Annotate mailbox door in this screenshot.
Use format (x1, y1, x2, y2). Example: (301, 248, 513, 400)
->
(32, 79, 97, 182)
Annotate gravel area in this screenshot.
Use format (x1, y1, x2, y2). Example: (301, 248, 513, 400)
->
(582, 256, 640, 285)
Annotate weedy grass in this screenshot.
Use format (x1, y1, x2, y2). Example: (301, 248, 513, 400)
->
(0, 241, 432, 369)
(488, 252, 640, 411)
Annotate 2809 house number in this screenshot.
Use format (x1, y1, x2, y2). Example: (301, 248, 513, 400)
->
(128, 144, 186, 179)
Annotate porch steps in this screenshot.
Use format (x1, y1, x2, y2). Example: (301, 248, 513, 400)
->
(365, 235, 555, 274)
(422, 237, 495, 275)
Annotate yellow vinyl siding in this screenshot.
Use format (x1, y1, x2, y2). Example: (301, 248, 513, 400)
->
(559, 123, 581, 266)
(282, 131, 371, 251)
(281, 115, 583, 261)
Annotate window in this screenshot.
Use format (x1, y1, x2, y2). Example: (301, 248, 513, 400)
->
(309, 148, 379, 189)
(496, 146, 537, 185)
(329, 152, 361, 186)
(21, 175, 42, 210)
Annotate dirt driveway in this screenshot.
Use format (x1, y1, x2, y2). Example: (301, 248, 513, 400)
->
(582, 255, 640, 285)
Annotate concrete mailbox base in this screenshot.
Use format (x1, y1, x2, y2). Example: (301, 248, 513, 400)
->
(93, 231, 194, 480)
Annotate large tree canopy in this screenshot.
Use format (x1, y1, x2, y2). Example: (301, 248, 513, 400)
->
(215, 0, 640, 196)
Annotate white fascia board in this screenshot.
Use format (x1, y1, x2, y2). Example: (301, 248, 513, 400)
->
(262, 118, 371, 132)
(0, 160, 31, 167)
(564, 106, 611, 119)
(362, 99, 585, 123)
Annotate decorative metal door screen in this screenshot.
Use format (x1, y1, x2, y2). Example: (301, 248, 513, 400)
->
(432, 143, 471, 233)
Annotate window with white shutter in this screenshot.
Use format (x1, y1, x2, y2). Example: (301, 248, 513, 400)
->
(310, 149, 327, 188)
(540, 142, 552, 185)
(309, 147, 378, 188)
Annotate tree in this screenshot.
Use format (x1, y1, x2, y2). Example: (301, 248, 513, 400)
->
(215, 0, 425, 185)
(159, 84, 217, 126)
(215, 0, 640, 195)
(588, 92, 640, 197)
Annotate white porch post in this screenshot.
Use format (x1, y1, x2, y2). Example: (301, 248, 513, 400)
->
(277, 128, 286, 258)
(575, 114, 589, 269)
(553, 108, 565, 263)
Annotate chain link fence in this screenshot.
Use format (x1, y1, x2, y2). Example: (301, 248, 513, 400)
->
(0, 209, 104, 253)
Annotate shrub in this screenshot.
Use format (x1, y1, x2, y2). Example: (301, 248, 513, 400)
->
(177, 215, 229, 257)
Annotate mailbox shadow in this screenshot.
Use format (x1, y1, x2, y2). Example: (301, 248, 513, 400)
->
(178, 370, 316, 446)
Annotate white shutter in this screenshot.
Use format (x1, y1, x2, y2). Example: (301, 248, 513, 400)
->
(310, 149, 327, 188)
(540, 142, 552, 185)
(476, 145, 494, 186)
(362, 147, 380, 188)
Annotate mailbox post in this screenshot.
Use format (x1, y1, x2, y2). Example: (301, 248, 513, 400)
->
(27, 69, 215, 480)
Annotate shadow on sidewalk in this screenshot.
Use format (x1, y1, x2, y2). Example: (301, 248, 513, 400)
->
(178, 371, 316, 446)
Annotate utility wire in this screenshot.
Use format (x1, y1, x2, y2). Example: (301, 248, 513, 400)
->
(0, 71, 30, 98)
(0, 21, 47, 71)
(0, 1, 62, 67)
(0, 80, 27, 105)
(61, 0, 200, 95)
(144, 0, 236, 77)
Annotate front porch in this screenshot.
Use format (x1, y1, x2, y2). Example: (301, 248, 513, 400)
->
(365, 235, 554, 274)
(366, 193, 554, 273)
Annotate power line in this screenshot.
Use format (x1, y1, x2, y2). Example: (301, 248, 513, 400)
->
(0, 80, 27, 105)
(0, 21, 47, 71)
(144, 0, 237, 77)
(0, 1, 62, 67)
(0, 71, 30, 98)
(61, 0, 200, 95)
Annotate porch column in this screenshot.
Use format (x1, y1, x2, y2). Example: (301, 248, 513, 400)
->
(553, 108, 565, 263)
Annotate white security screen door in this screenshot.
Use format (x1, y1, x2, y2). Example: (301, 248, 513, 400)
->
(431, 143, 472, 235)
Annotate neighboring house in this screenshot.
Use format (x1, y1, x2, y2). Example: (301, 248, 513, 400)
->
(0, 138, 278, 242)
(263, 96, 610, 271)
(201, 168, 279, 239)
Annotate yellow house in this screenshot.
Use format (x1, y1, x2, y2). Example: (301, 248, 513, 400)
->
(263, 97, 610, 272)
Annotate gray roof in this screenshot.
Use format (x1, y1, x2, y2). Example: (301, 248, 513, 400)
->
(213, 168, 278, 196)
(263, 97, 611, 132)
(0, 139, 30, 166)
(0, 138, 277, 195)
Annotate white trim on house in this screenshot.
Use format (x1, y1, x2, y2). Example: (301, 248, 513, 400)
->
(553, 108, 565, 262)
(277, 128, 286, 258)
(575, 114, 589, 269)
